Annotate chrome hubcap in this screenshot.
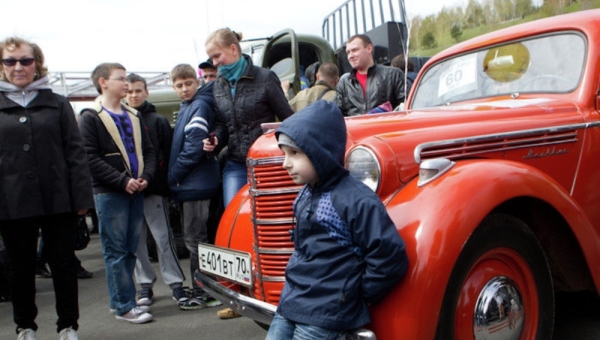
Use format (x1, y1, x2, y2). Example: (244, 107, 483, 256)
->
(473, 276, 524, 340)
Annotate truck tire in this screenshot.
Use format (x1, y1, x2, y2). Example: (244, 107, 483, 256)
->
(435, 213, 554, 340)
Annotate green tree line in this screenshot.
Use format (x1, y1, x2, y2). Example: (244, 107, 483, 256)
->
(409, 0, 600, 56)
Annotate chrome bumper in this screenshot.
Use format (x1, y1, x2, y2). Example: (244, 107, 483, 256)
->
(194, 271, 276, 325)
(194, 271, 377, 339)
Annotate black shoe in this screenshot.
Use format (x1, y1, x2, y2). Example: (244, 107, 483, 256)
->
(76, 269, 93, 279)
(36, 265, 52, 279)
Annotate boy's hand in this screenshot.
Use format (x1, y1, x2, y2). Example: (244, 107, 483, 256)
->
(125, 178, 140, 194)
(203, 134, 218, 152)
(136, 178, 148, 192)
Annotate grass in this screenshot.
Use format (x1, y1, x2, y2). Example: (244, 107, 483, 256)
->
(410, 1, 600, 57)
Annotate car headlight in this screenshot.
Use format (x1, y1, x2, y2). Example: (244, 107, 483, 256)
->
(346, 147, 380, 192)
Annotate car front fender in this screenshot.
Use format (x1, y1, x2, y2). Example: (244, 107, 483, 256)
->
(369, 159, 598, 340)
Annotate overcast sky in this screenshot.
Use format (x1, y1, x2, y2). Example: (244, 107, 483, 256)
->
(1, 0, 469, 73)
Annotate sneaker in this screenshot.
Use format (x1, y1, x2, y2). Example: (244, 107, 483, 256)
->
(179, 290, 222, 310)
(136, 287, 153, 306)
(17, 328, 36, 340)
(217, 307, 241, 319)
(197, 291, 223, 307)
(110, 305, 149, 314)
(179, 296, 207, 310)
(172, 286, 188, 305)
(58, 327, 78, 340)
(115, 307, 153, 324)
(35, 265, 51, 279)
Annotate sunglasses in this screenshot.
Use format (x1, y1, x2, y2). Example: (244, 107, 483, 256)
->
(1, 58, 35, 67)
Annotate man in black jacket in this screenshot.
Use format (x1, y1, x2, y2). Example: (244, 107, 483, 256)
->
(336, 34, 409, 116)
(126, 74, 186, 309)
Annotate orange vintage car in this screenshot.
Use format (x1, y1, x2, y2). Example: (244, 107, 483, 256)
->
(195, 9, 600, 340)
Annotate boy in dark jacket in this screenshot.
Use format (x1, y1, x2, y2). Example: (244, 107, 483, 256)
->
(266, 100, 408, 339)
(167, 64, 220, 310)
(126, 74, 186, 309)
(78, 63, 156, 324)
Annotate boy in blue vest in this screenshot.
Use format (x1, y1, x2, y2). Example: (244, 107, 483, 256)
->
(266, 100, 408, 339)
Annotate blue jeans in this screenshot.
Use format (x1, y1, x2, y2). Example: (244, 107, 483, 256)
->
(266, 313, 347, 340)
(222, 159, 248, 208)
(94, 192, 144, 316)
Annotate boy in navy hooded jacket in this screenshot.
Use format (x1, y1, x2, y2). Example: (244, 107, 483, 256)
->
(168, 64, 220, 309)
(266, 100, 408, 339)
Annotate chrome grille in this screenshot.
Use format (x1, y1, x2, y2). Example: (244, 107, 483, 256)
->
(247, 157, 301, 303)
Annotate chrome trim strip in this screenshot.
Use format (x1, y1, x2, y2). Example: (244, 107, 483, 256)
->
(261, 276, 286, 282)
(255, 220, 295, 227)
(250, 187, 302, 197)
(247, 156, 285, 167)
(419, 132, 577, 158)
(414, 122, 600, 163)
(255, 218, 294, 225)
(258, 248, 295, 254)
(421, 139, 576, 162)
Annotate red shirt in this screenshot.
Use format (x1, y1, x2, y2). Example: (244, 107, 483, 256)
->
(356, 72, 368, 98)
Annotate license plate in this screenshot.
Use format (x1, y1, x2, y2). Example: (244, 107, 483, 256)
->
(198, 243, 252, 287)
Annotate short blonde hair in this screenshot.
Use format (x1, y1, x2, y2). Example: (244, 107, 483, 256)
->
(0, 36, 48, 82)
(205, 28, 244, 57)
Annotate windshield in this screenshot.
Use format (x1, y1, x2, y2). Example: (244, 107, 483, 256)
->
(411, 32, 586, 109)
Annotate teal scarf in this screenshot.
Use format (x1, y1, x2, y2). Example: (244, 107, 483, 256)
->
(218, 57, 248, 97)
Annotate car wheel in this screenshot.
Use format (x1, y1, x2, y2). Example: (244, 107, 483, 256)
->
(435, 213, 554, 340)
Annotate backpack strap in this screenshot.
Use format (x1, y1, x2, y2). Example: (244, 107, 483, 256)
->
(316, 88, 334, 101)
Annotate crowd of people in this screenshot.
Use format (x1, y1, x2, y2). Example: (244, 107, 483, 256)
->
(0, 29, 413, 340)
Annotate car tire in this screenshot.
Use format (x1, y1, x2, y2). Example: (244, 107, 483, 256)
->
(435, 213, 554, 340)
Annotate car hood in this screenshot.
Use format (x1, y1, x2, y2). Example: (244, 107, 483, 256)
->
(251, 96, 583, 186)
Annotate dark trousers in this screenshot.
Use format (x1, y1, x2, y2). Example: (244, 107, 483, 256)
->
(0, 213, 79, 334)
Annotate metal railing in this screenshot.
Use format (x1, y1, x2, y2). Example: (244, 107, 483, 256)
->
(322, 0, 408, 52)
(49, 71, 173, 101)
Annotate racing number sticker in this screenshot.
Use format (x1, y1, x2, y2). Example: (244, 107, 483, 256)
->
(438, 56, 477, 97)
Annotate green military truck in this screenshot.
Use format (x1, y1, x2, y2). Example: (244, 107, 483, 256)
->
(148, 0, 415, 125)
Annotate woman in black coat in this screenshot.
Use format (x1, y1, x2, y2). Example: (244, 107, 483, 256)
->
(0, 36, 93, 340)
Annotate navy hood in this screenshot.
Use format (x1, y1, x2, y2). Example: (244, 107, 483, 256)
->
(276, 100, 348, 188)
(184, 81, 214, 107)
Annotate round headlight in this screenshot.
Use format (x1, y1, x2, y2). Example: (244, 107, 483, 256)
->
(346, 147, 381, 192)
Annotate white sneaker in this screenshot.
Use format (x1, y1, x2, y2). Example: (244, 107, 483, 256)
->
(115, 306, 153, 324)
(58, 327, 79, 340)
(17, 328, 36, 340)
(110, 305, 150, 314)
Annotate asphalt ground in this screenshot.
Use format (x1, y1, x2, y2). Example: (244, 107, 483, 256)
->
(0, 233, 267, 340)
(1, 233, 598, 340)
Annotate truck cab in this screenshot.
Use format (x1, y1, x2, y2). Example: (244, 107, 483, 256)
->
(148, 0, 410, 126)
